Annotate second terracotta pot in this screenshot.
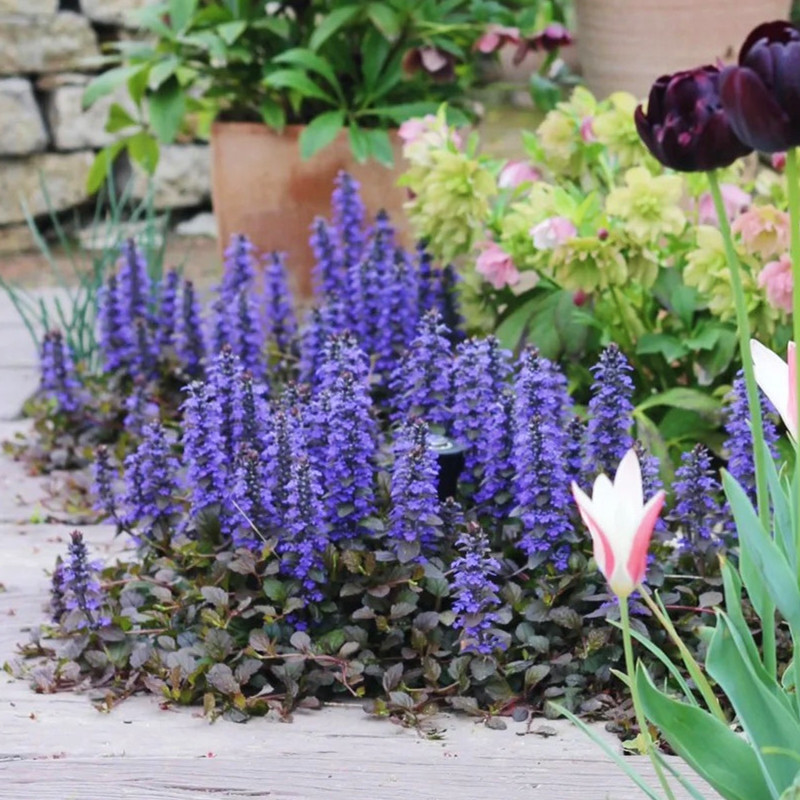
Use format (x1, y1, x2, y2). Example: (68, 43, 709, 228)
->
(210, 122, 410, 297)
(575, 0, 792, 101)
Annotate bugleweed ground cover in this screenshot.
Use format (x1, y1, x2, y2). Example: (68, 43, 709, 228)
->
(7, 173, 786, 731)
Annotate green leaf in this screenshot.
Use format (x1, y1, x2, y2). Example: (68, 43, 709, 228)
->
(635, 387, 719, 415)
(309, 5, 360, 51)
(83, 65, 147, 108)
(217, 20, 247, 45)
(148, 55, 179, 90)
(367, 101, 439, 122)
(263, 69, 336, 104)
(299, 110, 345, 160)
(272, 48, 342, 97)
(127, 131, 160, 173)
(684, 325, 722, 351)
(707, 612, 800, 795)
(363, 128, 394, 166)
(723, 470, 800, 630)
(167, 0, 197, 32)
(86, 140, 126, 194)
(636, 664, 774, 800)
(348, 124, 369, 163)
(148, 77, 186, 143)
(105, 102, 137, 133)
(259, 98, 285, 131)
(367, 2, 400, 37)
(361, 28, 391, 91)
(636, 333, 688, 363)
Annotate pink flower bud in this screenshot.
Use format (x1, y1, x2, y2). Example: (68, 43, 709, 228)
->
(758, 252, 793, 313)
(530, 216, 577, 250)
(772, 152, 787, 171)
(498, 160, 541, 189)
(475, 241, 520, 290)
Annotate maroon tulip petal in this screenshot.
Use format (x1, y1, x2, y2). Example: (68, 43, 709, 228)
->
(634, 105, 661, 161)
(740, 20, 800, 63)
(694, 113, 753, 170)
(720, 65, 796, 151)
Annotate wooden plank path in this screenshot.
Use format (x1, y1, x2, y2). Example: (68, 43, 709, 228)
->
(0, 290, 717, 799)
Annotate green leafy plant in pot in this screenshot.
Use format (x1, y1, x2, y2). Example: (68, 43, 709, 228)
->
(83, 0, 566, 294)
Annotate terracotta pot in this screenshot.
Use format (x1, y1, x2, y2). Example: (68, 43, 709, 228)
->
(210, 122, 410, 297)
(575, 0, 792, 100)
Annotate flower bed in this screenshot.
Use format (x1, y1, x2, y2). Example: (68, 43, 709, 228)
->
(10, 171, 785, 729)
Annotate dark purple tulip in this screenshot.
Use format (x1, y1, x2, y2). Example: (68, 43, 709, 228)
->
(720, 21, 800, 152)
(635, 66, 753, 171)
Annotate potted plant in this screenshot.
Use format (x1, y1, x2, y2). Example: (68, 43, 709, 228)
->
(574, 0, 792, 101)
(83, 0, 555, 294)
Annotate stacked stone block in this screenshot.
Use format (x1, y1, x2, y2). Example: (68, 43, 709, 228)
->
(0, 0, 211, 253)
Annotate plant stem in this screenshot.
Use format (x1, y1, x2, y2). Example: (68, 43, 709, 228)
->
(620, 598, 676, 800)
(707, 170, 776, 678)
(785, 148, 800, 563)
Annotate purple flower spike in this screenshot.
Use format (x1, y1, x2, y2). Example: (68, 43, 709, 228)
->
(230, 447, 276, 550)
(281, 455, 328, 604)
(389, 310, 454, 429)
(39, 329, 82, 414)
(156, 268, 180, 352)
(331, 171, 366, 268)
(176, 279, 206, 378)
(452, 336, 512, 485)
(670, 444, 724, 548)
(221, 234, 258, 299)
(323, 370, 377, 541)
(474, 389, 515, 519)
(451, 522, 506, 655)
(60, 530, 107, 630)
(389, 418, 441, 561)
(121, 420, 181, 544)
(583, 344, 634, 480)
(723, 371, 779, 507)
(311, 217, 347, 303)
(263, 251, 297, 354)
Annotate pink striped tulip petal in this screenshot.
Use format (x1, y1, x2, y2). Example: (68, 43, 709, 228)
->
(750, 339, 798, 441)
(571, 449, 665, 598)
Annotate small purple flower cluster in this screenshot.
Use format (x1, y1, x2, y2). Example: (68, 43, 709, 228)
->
(121, 420, 182, 543)
(670, 444, 724, 548)
(52, 531, 108, 630)
(583, 344, 635, 479)
(98, 239, 207, 378)
(450, 523, 506, 654)
(723, 372, 779, 507)
(39, 329, 82, 414)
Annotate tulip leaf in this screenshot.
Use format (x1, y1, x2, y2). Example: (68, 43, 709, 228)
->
(707, 612, 800, 796)
(719, 558, 762, 670)
(764, 449, 797, 571)
(723, 470, 800, 630)
(636, 663, 773, 800)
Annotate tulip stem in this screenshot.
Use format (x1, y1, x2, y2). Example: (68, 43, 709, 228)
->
(619, 598, 676, 800)
(785, 147, 800, 556)
(707, 170, 776, 678)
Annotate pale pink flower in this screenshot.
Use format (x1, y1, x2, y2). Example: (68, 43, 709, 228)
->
(751, 339, 797, 441)
(530, 216, 577, 250)
(571, 449, 665, 598)
(758, 253, 793, 313)
(732, 206, 790, 258)
(475, 25, 522, 54)
(475, 241, 520, 290)
(772, 152, 787, 172)
(498, 160, 541, 189)
(697, 184, 751, 225)
(580, 117, 596, 143)
(398, 115, 437, 145)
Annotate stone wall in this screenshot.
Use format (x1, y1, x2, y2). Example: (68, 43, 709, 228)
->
(0, 0, 211, 253)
